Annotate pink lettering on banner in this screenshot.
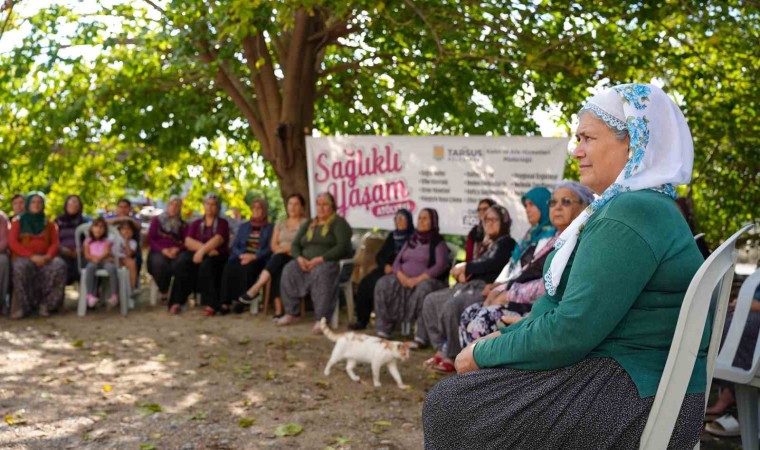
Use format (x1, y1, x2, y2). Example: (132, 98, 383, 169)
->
(318, 144, 411, 217)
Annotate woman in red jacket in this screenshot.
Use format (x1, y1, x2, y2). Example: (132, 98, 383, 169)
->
(9, 192, 67, 318)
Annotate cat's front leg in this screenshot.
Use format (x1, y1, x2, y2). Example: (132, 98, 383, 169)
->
(371, 360, 382, 387)
(346, 359, 361, 382)
(387, 361, 408, 389)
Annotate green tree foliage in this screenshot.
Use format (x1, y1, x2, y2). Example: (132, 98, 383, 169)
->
(0, 1, 756, 246)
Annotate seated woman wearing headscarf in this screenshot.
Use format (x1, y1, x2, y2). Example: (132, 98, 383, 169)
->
(217, 198, 274, 315)
(373, 208, 450, 339)
(8, 192, 68, 318)
(276, 192, 353, 334)
(237, 194, 308, 318)
(417, 205, 515, 374)
(147, 195, 186, 303)
(350, 208, 415, 330)
(55, 194, 89, 285)
(464, 199, 496, 263)
(169, 193, 230, 314)
(423, 84, 705, 449)
(460, 181, 593, 348)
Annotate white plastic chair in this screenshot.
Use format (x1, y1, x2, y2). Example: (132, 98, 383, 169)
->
(75, 223, 132, 316)
(639, 223, 755, 450)
(712, 267, 760, 450)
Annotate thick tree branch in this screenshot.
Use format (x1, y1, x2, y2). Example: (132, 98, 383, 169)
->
(196, 40, 269, 154)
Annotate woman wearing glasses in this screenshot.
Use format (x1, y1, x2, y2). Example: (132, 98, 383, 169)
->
(464, 198, 496, 262)
(459, 181, 594, 347)
(416, 205, 516, 374)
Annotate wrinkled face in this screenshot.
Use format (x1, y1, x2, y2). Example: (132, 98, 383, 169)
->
(524, 199, 540, 226)
(28, 196, 44, 214)
(573, 113, 630, 194)
(395, 213, 408, 231)
(251, 202, 265, 220)
(417, 210, 431, 233)
(167, 199, 181, 217)
(316, 195, 334, 220)
(203, 198, 219, 217)
(549, 187, 586, 232)
(116, 201, 131, 217)
(483, 209, 501, 238)
(477, 201, 491, 221)
(286, 197, 303, 219)
(12, 197, 25, 215)
(65, 197, 81, 215)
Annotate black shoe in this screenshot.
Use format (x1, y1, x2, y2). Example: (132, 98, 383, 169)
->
(231, 300, 246, 314)
(237, 291, 259, 305)
(348, 322, 368, 331)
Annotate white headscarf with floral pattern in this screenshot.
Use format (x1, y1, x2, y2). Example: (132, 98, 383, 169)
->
(544, 83, 694, 295)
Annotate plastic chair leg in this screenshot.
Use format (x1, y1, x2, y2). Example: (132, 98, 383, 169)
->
(77, 273, 88, 317)
(330, 301, 339, 329)
(150, 278, 158, 306)
(118, 269, 129, 316)
(343, 283, 355, 325)
(736, 384, 760, 450)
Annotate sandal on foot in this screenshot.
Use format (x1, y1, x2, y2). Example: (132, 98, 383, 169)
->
(202, 306, 216, 316)
(423, 354, 443, 369)
(705, 414, 741, 437)
(432, 360, 456, 374)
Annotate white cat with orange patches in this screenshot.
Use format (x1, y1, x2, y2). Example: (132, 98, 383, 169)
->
(320, 318, 410, 389)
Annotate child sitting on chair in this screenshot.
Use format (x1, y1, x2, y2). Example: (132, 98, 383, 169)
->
(116, 221, 139, 290)
(84, 217, 119, 307)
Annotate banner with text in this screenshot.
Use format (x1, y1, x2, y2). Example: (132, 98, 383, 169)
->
(306, 136, 568, 237)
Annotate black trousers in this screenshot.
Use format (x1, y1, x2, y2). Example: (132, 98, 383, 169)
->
(354, 267, 385, 325)
(265, 253, 292, 302)
(169, 251, 226, 308)
(148, 251, 181, 293)
(219, 257, 267, 310)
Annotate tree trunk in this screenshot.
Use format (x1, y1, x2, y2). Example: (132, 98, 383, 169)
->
(275, 131, 311, 212)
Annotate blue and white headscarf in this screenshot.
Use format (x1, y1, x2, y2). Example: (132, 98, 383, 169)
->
(544, 83, 694, 295)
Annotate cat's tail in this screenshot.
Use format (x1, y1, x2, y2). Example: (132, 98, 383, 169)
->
(319, 317, 339, 342)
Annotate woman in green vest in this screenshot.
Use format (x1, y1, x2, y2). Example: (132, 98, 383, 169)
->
(423, 84, 706, 449)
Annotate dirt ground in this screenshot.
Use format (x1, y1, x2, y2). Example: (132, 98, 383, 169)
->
(0, 288, 437, 450)
(0, 288, 744, 450)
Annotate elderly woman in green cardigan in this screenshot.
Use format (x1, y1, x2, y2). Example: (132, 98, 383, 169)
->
(423, 84, 706, 449)
(275, 192, 353, 335)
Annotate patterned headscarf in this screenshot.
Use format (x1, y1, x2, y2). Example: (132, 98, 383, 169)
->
(19, 191, 48, 235)
(158, 195, 184, 236)
(249, 198, 270, 228)
(511, 187, 555, 263)
(392, 208, 415, 253)
(544, 83, 693, 295)
(306, 192, 337, 241)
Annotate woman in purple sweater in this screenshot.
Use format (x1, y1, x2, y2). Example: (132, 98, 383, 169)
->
(373, 208, 450, 339)
(147, 196, 186, 303)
